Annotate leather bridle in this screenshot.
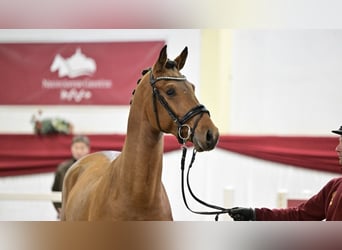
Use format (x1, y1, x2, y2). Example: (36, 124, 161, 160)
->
(149, 69, 209, 144)
(148, 68, 231, 221)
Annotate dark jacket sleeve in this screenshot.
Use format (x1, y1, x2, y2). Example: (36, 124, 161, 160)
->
(255, 179, 337, 221)
(51, 159, 75, 212)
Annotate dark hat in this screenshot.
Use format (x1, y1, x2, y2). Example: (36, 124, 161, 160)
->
(332, 126, 342, 135)
(72, 135, 90, 146)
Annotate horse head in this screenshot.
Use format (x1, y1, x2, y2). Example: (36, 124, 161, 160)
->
(134, 45, 219, 152)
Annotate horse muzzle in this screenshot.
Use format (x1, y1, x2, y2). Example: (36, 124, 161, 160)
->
(192, 125, 219, 152)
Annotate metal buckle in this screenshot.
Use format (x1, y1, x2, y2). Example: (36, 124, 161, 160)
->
(178, 124, 192, 143)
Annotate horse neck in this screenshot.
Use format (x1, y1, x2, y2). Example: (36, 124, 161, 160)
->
(112, 100, 165, 200)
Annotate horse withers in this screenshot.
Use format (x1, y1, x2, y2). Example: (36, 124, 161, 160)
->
(61, 45, 219, 221)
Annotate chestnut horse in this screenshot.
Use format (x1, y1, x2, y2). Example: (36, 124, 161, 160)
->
(60, 45, 219, 221)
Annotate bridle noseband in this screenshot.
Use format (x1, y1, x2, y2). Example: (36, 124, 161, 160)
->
(149, 69, 209, 144)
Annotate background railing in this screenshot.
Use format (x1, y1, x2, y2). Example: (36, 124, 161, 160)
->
(0, 191, 61, 202)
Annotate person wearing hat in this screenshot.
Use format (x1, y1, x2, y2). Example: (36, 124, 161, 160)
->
(51, 135, 91, 218)
(228, 126, 342, 221)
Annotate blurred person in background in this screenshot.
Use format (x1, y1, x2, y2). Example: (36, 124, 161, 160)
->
(51, 135, 90, 218)
(228, 125, 342, 221)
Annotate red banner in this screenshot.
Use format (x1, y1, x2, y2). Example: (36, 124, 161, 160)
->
(0, 41, 165, 105)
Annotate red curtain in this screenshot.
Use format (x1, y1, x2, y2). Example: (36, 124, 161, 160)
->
(0, 134, 181, 176)
(0, 134, 339, 176)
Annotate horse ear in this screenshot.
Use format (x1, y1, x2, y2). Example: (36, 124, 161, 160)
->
(154, 45, 168, 72)
(174, 46, 188, 70)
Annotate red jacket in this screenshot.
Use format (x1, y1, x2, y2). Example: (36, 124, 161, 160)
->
(255, 177, 342, 221)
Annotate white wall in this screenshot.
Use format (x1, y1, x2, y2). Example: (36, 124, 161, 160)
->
(0, 30, 341, 221)
(229, 30, 342, 135)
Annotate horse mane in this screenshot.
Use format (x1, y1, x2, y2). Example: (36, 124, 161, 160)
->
(129, 67, 152, 105)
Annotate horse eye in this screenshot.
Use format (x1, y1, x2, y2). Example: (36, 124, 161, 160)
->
(166, 88, 175, 96)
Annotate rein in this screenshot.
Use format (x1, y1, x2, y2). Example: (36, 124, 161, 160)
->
(148, 69, 231, 221)
(180, 145, 232, 221)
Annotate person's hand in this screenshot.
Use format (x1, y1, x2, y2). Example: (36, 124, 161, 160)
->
(228, 207, 256, 221)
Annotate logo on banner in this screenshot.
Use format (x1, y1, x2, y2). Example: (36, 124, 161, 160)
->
(50, 48, 96, 78)
(42, 47, 112, 103)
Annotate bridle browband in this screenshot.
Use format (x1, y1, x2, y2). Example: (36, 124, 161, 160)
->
(147, 68, 232, 221)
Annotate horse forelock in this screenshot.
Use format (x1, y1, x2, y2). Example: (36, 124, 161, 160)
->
(165, 60, 177, 69)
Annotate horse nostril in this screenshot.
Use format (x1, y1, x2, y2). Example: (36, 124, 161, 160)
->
(206, 130, 213, 146)
(205, 129, 218, 149)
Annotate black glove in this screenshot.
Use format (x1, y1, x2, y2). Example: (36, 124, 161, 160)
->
(228, 207, 256, 221)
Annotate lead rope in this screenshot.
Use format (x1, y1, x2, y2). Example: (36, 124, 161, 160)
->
(180, 144, 232, 221)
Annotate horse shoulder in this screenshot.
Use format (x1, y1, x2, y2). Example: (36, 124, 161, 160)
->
(61, 151, 120, 220)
